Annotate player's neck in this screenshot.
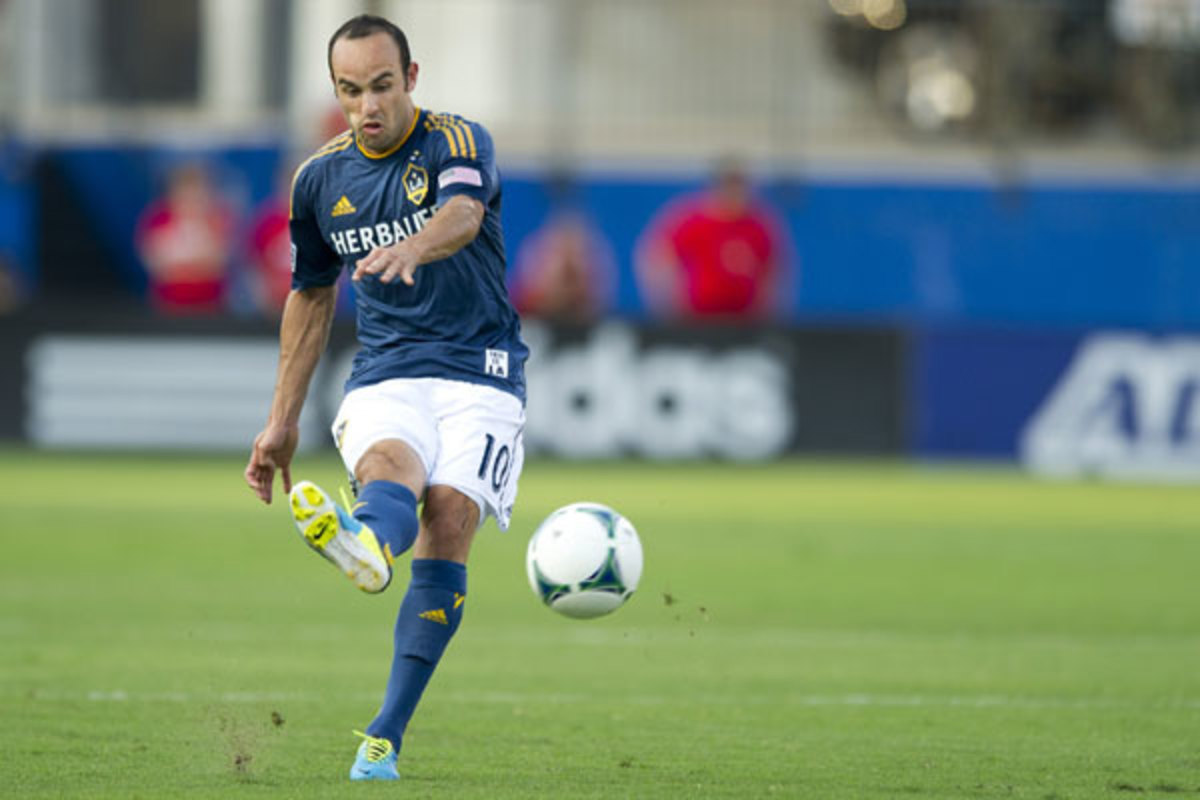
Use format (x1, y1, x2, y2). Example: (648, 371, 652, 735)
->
(390, 103, 417, 148)
(358, 104, 420, 159)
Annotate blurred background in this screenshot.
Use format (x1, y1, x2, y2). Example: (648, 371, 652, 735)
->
(0, 0, 1198, 478)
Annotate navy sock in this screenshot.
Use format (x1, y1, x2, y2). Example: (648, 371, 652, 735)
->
(367, 559, 467, 750)
(354, 480, 419, 560)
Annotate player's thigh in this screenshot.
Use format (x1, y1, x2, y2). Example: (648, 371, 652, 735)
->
(332, 379, 439, 490)
(428, 380, 526, 532)
(412, 484, 480, 563)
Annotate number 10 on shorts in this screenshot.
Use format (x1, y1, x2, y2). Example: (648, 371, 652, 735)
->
(477, 433, 513, 492)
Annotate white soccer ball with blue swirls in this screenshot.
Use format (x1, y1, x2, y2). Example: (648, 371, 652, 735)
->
(525, 502, 643, 619)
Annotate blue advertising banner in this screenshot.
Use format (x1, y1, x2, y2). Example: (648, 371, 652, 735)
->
(23, 140, 1200, 330)
(501, 174, 1200, 328)
(915, 326, 1200, 480)
(912, 327, 1082, 458)
(0, 141, 34, 291)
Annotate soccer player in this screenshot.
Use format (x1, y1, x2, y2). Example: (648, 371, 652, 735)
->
(243, 14, 527, 781)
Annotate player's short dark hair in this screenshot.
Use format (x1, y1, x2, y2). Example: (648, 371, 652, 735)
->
(327, 14, 412, 78)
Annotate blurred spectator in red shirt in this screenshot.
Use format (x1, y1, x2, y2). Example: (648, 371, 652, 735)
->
(242, 161, 356, 320)
(512, 208, 616, 324)
(318, 103, 352, 146)
(245, 170, 294, 316)
(635, 159, 793, 321)
(135, 163, 233, 315)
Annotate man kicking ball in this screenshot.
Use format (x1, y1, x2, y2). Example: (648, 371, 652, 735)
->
(244, 13, 527, 781)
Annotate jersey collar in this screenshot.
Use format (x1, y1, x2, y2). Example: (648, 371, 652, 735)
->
(355, 106, 422, 160)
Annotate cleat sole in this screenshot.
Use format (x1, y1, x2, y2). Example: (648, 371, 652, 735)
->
(289, 481, 391, 594)
(303, 512, 338, 548)
(290, 493, 316, 522)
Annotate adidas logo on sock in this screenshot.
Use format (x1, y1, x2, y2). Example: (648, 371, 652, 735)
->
(418, 608, 448, 625)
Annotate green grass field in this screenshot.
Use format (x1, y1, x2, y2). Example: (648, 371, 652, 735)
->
(2, 449, 1198, 798)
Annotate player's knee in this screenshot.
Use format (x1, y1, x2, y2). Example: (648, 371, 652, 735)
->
(355, 449, 398, 484)
(355, 441, 424, 489)
(416, 489, 479, 560)
(416, 519, 472, 562)
(423, 503, 474, 538)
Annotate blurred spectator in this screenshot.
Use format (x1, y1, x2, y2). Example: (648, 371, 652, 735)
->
(242, 168, 359, 319)
(512, 206, 616, 324)
(635, 159, 793, 321)
(0, 254, 26, 314)
(244, 169, 294, 316)
(135, 162, 233, 315)
(319, 103, 352, 147)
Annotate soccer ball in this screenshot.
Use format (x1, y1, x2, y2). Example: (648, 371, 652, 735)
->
(525, 502, 643, 619)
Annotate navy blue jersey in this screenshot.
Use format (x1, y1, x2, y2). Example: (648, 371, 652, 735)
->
(289, 108, 527, 401)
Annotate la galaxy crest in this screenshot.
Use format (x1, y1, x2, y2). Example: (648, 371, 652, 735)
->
(403, 161, 429, 205)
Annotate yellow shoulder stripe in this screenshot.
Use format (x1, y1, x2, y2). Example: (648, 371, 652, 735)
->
(312, 131, 353, 158)
(430, 125, 458, 157)
(450, 124, 468, 158)
(424, 119, 477, 160)
(460, 123, 478, 160)
(322, 129, 352, 145)
(289, 136, 354, 219)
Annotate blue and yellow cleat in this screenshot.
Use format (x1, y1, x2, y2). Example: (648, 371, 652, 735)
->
(289, 480, 392, 594)
(350, 730, 399, 781)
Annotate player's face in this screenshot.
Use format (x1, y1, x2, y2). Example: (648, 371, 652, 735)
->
(330, 33, 419, 155)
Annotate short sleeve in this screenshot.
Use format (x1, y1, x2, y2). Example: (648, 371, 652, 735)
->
(289, 164, 341, 289)
(427, 117, 498, 206)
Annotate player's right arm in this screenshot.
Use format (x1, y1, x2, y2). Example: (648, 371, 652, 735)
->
(245, 163, 342, 504)
(245, 285, 337, 503)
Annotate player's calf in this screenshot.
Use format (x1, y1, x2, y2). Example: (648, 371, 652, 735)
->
(363, 558, 467, 749)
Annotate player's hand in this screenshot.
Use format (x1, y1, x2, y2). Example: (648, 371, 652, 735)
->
(354, 243, 421, 286)
(244, 422, 300, 504)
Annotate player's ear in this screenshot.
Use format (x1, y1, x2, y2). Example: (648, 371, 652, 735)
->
(405, 62, 419, 93)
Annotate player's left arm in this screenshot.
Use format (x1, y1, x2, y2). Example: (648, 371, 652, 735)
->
(354, 118, 497, 285)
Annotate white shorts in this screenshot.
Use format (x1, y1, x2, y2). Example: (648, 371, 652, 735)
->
(331, 377, 525, 531)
